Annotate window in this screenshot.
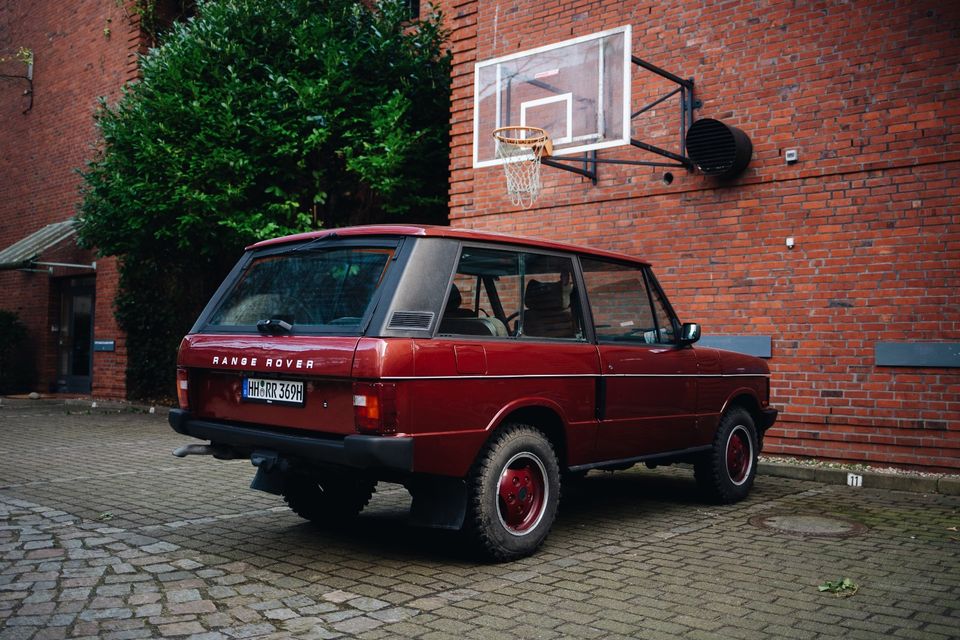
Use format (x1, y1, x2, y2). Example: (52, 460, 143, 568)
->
(438, 247, 584, 340)
(580, 258, 675, 344)
(207, 247, 393, 331)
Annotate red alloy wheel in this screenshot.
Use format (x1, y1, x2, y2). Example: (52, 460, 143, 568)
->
(497, 453, 548, 534)
(725, 425, 753, 485)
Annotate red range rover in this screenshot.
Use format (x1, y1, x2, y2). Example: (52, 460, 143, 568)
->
(169, 225, 777, 560)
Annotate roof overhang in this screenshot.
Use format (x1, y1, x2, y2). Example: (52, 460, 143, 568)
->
(0, 218, 95, 272)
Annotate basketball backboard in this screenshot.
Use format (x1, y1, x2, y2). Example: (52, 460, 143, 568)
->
(473, 26, 631, 168)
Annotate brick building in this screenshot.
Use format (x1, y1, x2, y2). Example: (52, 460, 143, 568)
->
(434, 0, 959, 471)
(0, 0, 148, 397)
(1, 1, 957, 471)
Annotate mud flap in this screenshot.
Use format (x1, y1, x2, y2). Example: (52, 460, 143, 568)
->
(250, 467, 285, 495)
(249, 450, 288, 495)
(408, 476, 467, 530)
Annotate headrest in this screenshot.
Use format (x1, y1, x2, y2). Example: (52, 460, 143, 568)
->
(446, 284, 463, 310)
(525, 279, 572, 311)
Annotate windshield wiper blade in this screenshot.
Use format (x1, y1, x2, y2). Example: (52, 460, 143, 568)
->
(285, 232, 338, 254)
(256, 318, 293, 334)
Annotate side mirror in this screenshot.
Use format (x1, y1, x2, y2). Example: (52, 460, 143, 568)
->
(679, 322, 701, 345)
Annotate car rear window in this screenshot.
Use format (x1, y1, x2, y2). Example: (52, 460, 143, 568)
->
(206, 246, 394, 331)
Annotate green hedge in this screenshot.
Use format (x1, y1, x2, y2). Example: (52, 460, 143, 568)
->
(0, 310, 36, 394)
(78, 0, 451, 400)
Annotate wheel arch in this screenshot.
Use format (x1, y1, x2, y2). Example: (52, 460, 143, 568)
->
(720, 390, 765, 446)
(487, 402, 568, 470)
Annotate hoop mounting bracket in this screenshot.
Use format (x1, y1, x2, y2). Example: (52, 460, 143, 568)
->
(544, 55, 698, 182)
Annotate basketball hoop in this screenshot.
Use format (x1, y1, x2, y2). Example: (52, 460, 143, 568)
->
(493, 126, 553, 208)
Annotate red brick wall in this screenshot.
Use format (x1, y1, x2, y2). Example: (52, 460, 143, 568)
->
(0, 0, 142, 396)
(435, 0, 960, 470)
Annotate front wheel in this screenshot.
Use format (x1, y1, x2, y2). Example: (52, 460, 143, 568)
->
(466, 424, 561, 561)
(695, 407, 759, 504)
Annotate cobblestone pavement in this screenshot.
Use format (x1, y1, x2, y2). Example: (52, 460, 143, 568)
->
(1, 400, 958, 640)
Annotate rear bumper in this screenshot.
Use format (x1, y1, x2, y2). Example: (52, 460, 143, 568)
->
(168, 409, 413, 472)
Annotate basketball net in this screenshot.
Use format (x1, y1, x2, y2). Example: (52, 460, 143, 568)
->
(493, 126, 553, 209)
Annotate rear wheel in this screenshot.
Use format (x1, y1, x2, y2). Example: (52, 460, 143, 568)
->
(466, 424, 560, 561)
(695, 407, 758, 504)
(282, 472, 376, 525)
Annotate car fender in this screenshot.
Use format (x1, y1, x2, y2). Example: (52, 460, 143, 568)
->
(485, 395, 569, 430)
(719, 385, 764, 422)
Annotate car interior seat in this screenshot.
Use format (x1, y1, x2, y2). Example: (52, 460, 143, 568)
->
(523, 279, 577, 338)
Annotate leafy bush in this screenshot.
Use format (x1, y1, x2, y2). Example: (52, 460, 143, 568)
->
(77, 0, 451, 400)
(0, 310, 35, 394)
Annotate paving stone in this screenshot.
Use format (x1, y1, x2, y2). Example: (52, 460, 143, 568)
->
(331, 616, 382, 634)
(223, 623, 277, 638)
(346, 596, 389, 612)
(133, 604, 162, 617)
(157, 621, 206, 636)
(78, 607, 133, 621)
(169, 598, 218, 615)
(97, 584, 133, 597)
(167, 588, 202, 604)
(263, 608, 298, 620)
(141, 542, 179, 554)
(369, 606, 418, 623)
(103, 631, 154, 640)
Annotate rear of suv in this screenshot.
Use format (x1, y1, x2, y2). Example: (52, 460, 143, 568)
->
(169, 225, 777, 560)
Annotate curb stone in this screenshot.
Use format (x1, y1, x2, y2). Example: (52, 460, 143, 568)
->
(64, 398, 172, 415)
(0, 395, 172, 415)
(759, 462, 952, 496)
(938, 475, 960, 496)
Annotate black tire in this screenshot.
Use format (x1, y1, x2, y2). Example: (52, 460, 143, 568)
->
(695, 407, 759, 504)
(282, 472, 376, 525)
(466, 423, 561, 561)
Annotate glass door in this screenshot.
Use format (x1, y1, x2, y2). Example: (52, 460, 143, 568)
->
(57, 278, 95, 393)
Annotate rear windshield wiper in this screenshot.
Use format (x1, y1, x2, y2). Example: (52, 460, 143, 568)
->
(256, 318, 293, 334)
(283, 232, 338, 254)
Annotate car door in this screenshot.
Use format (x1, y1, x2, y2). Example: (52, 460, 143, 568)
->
(414, 246, 601, 466)
(579, 257, 699, 460)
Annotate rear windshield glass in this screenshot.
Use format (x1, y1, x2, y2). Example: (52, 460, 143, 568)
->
(206, 247, 394, 331)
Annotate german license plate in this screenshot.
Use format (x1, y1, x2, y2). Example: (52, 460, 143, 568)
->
(242, 377, 305, 406)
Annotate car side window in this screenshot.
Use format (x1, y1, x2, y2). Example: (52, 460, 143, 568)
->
(580, 258, 670, 344)
(438, 248, 516, 338)
(438, 247, 584, 340)
(519, 253, 583, 340)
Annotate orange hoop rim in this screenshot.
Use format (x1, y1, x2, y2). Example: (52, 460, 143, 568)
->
(492, 125, 549, 146)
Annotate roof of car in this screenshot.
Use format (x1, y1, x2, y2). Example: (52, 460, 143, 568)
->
(248, 225, 651, 265)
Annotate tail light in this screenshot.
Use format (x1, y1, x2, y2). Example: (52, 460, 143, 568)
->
(176, 367, 190, 410)
(352, 382, 397, 434)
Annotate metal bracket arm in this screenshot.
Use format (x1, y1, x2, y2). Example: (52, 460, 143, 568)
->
(32, 261, 97, 271)
(542, 153, 598, 185)
(542, 55, 698, 183)
(630, 139, 694, 169)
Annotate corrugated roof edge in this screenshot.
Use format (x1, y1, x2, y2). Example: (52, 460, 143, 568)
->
(0, 218, 78, 270)
(246, 224, 651, 266)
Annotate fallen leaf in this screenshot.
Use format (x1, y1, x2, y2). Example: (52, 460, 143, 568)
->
(818, 577, 859, 597)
